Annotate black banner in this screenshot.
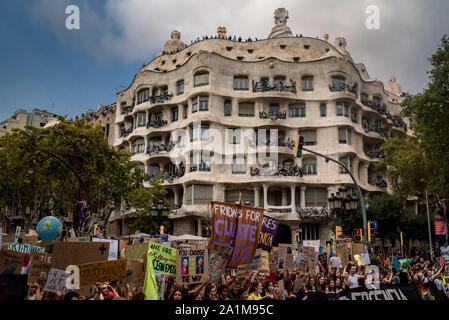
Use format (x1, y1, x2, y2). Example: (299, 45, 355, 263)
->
(299, 283, 447, 300)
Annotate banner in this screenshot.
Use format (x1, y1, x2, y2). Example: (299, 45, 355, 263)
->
(176, 247, 208, 285)
(92, 237, 119, 260)
(257, 216, 279, 252)
(299, 283, 447, 301)
(27, 252, 53, 285)
(78, 259, 127, 286)
(7, 243, 44, 255)
(45, 268, 71, 295)
(208, 202, 264, 268)
(208, 243, 232, 284)
(435, 221, 446, 235)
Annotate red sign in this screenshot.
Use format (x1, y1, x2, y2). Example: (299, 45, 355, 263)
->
(434, 221, 446, 235)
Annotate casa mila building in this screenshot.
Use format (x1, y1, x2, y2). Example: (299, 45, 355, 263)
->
(109, 8, 412, 248)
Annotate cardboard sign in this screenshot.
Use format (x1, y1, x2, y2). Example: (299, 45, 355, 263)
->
(48, 242, 110, 269)
(0, 250, 27, 275)
(125, 243, 149, 261)
(330, 256, 342, 268)
(7, 243, 45, 255)
(318, 253, 328, 269)
(352, 243, 365, 256)
(14, 226, 22, 243)
(361, 253, 371, 265)
(122, 260, 145, 284)
(303, 240, 320, 252)
(45, 268, 71, 294)
(147, 242, 177, 276)
(237, 264, 251, 281)
(259, 250, 270, 274)
(209, 202, 264, 268)
(27, 252, 53, 285)
(336, 242, 349, 266)
(23, 235, 39, 245)
(92, 237, 119, 260)
(78, 259, 127, 286)
(257, 216, 279, 252)
(208, 243, 233, 284)
(65, 237, 90, 242)
(176, 247, 208, 285)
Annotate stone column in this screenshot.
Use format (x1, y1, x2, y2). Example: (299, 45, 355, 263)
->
(300, 186, 306, 208)
(221, 184, 226, 202)
(197, 218, 202, 237)
(254, 187, 261, 207)
(263, 184, 268, 209)
(183, 183, 188, 205)
(174, 188, 179, 208)
(282, 188, 288, 206)
(290, 185, 296, 210)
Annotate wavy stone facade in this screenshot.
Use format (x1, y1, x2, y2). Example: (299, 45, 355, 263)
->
(108, 9, 411, 246)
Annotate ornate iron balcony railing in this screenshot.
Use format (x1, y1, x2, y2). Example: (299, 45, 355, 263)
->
(364, 150, 386, 159)
(297, 207, 331, 219)
(120, 127, 133, 138)
(252, 79, 297, 94)
(329, 83, 357, 96)
(268, 208, 292, 214)
(146, 142, 175, 155)
(146, 118, 168, 129)
(362, 120, 389, 138)
(250, 163, 304, 177)
(149, 92, 174, 104)
(248, 137, 296, 149)
(120, 105, 134, 115)
(259, 111, 287, 120)
(368, 178, 387, 188)
(147, 166, 185, 184)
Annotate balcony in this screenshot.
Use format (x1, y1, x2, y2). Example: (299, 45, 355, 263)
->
(146, 118, 168, 129)
(149, 92, 174, 104)
(146, 142, 174, 155)
(259, 111, 287, 120)
(250, 163, 304, 177)
(189, 163, 211, 173)
(252, 79, 297, 94)
(361, 99, 387, 115)
(147, 166, 185, 184)
(368, 178, 387, 188)
(362, 120, 389, 139)
(329, 83, 357, 96)
(120, 105, 135, 115)
(267, 207, 292, 214)
(120, 127, 134, 138)
(296, 207, 331, 220)
(249, 137, 295, 149)
(364, 149, 385, 159)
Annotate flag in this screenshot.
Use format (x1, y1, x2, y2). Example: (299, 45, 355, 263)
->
(143, 247, 159, 300)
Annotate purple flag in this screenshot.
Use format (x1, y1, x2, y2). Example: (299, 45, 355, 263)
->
(257, 216, 279, 252)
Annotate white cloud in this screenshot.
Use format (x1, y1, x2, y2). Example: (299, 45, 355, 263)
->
(29, 0, 449, 93)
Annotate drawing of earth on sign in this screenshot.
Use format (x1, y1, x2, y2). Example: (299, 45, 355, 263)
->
(37, 216, 62, 241)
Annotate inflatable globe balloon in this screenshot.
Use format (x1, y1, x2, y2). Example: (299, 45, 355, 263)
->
(36, 216, 62, 241)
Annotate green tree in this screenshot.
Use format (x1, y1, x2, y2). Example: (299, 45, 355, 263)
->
(127, 175, 172, 235)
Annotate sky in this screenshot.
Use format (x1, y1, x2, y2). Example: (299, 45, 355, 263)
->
(0, 0, 448, 121)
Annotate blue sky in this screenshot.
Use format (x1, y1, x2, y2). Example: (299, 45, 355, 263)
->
(1, 0, 448, 121)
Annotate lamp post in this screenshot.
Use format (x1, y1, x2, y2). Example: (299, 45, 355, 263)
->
(328, 185, 360, 240)
(151, 198, 169, 226)
(416, 190, 435, 261)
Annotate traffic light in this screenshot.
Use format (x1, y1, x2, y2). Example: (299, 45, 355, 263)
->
(335, 226, 343, 239)
(368, 222, 375, 242)
(354, 228, 363, 242)
(294, 136, 304, 158)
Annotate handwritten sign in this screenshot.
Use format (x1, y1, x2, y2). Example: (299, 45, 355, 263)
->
(78, 259, 127, 286)
(125, 243, 149, 261)
(0, 250, 27, 275)
(259, 250, 270, 274)
(176, 247, 208, 285)
(208, 243, 232, 284)
(257, 216, 279, 252)
(14, 226, 22, 243)
(45, 268, 71, 294)
(27, 252, 53, 285)
(318, 253, 328, 270)
(237, 264, 251, 281)
(147, 242, 176, 276)
(47, 242, 110, 269)
(352, 243, 365, 256)
(7, 243, 44, 255)
(92, 237, 119, 260)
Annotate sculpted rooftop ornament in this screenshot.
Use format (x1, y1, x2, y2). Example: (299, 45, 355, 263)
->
(162, 30, 186, 55)
(268, 8, 294, 39)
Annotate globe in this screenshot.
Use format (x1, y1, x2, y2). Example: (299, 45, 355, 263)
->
(36, 216, 62, 241)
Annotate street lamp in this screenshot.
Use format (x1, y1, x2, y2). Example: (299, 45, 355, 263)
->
(151, 198, 169, 218)
(328, 185, 359, 215)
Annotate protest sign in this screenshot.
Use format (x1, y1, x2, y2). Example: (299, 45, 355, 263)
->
(294, 252, 303, 266)
(14, 226, 22, 243)
(23, 235, 39, 246)
(318, 253, 328, 269)
(45, 268, 71, 294)
(176, 247, 208, 285)
(7, 243, 44, 255)
(303, 240, 320, 252)
(208, 243, 232, 284)
(330, 256, 342, 268)
(361, 253, 371, 265)
(279, 244, 294, 271)
(154, 272, 166, 300)
(0, 250, 27, 275)
(209, 201, 264, 268)
(434, 221, 446, 235)
(125, 243, 149, 261)
(352, 243, 365, 256)
(27, 252, 53, 285)
(66, 237, 90, 242)
(122, 259, 145, 285)
(269, 250, 277, 273)
(147, 242, 176, 276)
(250, 251, 261, 271)
(354, 254, 362, 266)
(49, 242, 110, 269)
(92, 237, 119, 260)
(78, 259, 127, 286)
(259, 250, 270, 274)
(237, 264, 251, 281)
(257, 216, 279, 252)
(336, 242, 349, 266)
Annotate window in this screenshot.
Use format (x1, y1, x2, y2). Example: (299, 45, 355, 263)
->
(224, 100, 232, 116)
(351, 109, 358, 123)
(105, 124, 110, 138)
(320, 104, 327, 117)
(269, 104, 280, 113)
(176, 80, 184, 95)
(148, 164, 160, 176)
(137, 113, 146, 127)
(303, 158, 317, 175)
(375, 119, 383, 128)
(300, 223, 320, 240)
(239, 103, 255, 117)
(336, 101, 348, 117)
(225, 190, 254, 205)
(299, 130, 317, 146)
(274, 75, 286, 85)
(331, 76, 346, 91)
(305, 188, 328, 207)
(232, 156, 246, 174)
(302, 76, 314, 91)
(184, 105, 188, 119)
(137, 89, 149, 104)
(338, 127, 351, 144)
(149, 137, 162, 148)
(192, 96, 209, 113)
(186, 184, 213, 205)
(193, 124, 210, 141)
(339, 156, 353, 173)
(155, 112, 163, 121)
(233, 76, 249, 90)
(172, 108, 179, 122)
(194, 72, 209, 87)
(289, 103, 306, 118)
(132, 138, 145, 154)
(227, 128, 241, 144)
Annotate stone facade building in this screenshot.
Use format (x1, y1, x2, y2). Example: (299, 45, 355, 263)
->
(84, 103, 117, 146)
(0, 108, 60, 137)
(109, 9, 412, 247)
